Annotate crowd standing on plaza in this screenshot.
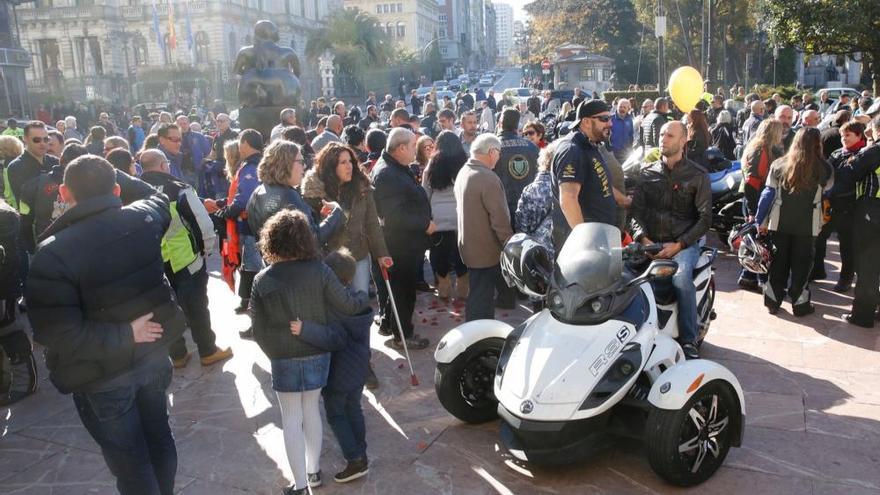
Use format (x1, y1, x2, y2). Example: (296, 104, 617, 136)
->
(1, 77, 879, 495)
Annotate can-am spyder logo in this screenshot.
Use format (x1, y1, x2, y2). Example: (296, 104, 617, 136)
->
(589, 326, 632, 377)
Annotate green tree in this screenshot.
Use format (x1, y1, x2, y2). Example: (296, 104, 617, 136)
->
(305, 8, 394, 95)
(762, 0, 880, 94)
(524, 0, 646, 84)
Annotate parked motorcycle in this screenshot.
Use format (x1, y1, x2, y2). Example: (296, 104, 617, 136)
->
(434, 224, 744, 487)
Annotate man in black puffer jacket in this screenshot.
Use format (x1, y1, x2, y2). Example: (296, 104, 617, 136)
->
(637, 97, 672, 148)
(26, 155, 187, 495)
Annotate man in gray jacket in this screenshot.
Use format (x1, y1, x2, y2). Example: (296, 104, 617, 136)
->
(311, 114, 343, 154)
(455, 134, 514, 321)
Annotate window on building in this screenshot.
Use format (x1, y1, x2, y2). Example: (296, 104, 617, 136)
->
(195, 31, 209, 65)
(439, 28, 446, 38)
(396, 21, 405, 38)
(36, 38, 60, 75)
(397, 3, 402, 11)
(441, 47, 447, 56)
(228, 31, 238, 63)
(386, 22, 393, 36)
(313, 0, 319, 18)
(132, 35, 148, 66)
(376, 4, 381, 13)
(582, 67, 595, 80)
(285, 0, 290, 14)
(300, 0, 305, 17)
(439, 13, 446, 22)
(382, 4, 388, 13)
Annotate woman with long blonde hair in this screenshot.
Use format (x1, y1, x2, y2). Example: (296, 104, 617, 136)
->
(754, 127, 832, 316)
(738, 118, 785, 289)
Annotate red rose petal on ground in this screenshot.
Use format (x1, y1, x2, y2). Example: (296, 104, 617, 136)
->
(417, 441, 428, 450)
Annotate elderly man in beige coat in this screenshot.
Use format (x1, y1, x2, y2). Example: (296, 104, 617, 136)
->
(454, 134, 514, 321)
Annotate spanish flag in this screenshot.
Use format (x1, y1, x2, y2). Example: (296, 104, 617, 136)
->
(167, 0, 177, 50)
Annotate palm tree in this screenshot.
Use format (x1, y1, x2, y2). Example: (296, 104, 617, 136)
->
(306, 8, 394, 94)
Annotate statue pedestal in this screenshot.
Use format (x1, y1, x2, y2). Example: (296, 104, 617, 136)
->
(238, 106, 287, 142)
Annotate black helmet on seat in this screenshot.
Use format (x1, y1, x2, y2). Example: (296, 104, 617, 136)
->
(501, 234, 553, 298)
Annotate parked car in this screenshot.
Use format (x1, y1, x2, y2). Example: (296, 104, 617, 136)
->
(433, 80, 449, 89)
(479, 76, 494, 87)
(505, 87, 533, 105)
(416, 86, 434, 97)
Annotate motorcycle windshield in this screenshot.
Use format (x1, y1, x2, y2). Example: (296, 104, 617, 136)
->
(555, 223, 624, 296)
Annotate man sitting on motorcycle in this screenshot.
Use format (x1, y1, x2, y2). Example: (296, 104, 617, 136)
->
(630, 121, 712, 360)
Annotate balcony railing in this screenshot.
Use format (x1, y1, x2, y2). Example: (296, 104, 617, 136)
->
(121, 1, 208, 20)
(17, 5, 116, 22)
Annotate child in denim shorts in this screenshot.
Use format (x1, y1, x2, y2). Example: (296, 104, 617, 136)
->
(250, 210, 368, 495)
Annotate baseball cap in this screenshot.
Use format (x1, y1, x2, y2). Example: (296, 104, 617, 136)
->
(568, 99, 610, 129)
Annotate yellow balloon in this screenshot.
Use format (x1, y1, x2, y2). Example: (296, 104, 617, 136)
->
(668, 66, 704, 113)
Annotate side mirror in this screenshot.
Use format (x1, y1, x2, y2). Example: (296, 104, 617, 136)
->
(647, 260, 678, 281)
(617, 259, 679, 294)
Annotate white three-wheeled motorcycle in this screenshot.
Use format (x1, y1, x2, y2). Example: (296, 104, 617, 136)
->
(434, 223, 745, 486)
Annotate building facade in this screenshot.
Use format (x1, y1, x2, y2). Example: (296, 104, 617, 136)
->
(493, 1, 511, 65)
(552, 43, 614, 94)
(17, 0, 340, 106)
(344, 0, 438, 58)
(466, 0, 483, 69)
(436, 0, 462, 68)
(483, 1, 494, 69)
(0, 1, 30, 117)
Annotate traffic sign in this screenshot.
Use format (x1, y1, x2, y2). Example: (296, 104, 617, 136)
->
(541, 59, 551, 70)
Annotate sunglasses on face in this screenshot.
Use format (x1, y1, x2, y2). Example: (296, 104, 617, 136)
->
(31, 137, 50, 144)
(523, 131, 536, 136)
(591, 115, 612, 123)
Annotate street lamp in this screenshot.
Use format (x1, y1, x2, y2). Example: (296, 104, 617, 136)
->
(655, 0, 666, 93)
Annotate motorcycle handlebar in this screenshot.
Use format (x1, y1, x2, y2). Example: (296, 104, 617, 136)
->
(622, 242, 664, 259)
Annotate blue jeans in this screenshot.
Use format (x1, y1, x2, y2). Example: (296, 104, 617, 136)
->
(72, 359, 176, 495)
(466, 264, 502, 321)
(239, 234, 264, 272)
(352, 256, 371, 294)
(671, 244, 700, 344)
(322, 388, 367, 461)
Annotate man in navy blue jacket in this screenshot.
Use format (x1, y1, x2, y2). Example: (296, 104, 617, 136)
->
(27, 155, 188, 495)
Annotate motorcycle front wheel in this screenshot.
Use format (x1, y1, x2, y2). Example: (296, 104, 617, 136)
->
(645, 381, 740, 486)
(434, 337, 504, 424)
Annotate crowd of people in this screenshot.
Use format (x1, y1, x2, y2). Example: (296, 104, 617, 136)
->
(1, 77, 879, 495)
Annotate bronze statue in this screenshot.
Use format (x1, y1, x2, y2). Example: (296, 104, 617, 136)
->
(233, 20, 301, 108)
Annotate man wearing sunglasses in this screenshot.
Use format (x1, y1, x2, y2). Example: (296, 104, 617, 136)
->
(550, 99, 618, 250)
(5, 121, 59, 252)
(157, 123, 185, 180)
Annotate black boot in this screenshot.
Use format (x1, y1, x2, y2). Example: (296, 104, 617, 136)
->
(236, 271, 257, 313)
(0, 331, 37, 407)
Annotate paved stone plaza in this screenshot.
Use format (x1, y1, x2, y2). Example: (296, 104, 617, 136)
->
(2, 239, 879, 494)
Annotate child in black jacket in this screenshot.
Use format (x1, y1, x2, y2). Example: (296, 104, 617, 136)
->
(320, 248, 374, 483)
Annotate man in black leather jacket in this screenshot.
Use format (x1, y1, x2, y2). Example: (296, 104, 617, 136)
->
(630, 121, 712, 360)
